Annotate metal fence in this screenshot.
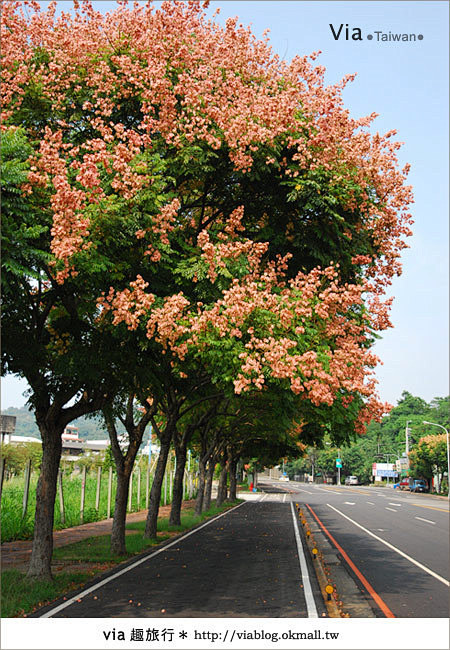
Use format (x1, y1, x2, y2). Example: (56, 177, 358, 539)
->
(0, 455, 198, 541)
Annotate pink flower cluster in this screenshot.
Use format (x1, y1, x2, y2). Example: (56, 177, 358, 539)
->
(2, 0, 412, 289)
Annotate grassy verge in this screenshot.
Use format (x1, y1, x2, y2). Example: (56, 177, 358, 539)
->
(1, 570, 95, 618)
(51, 532, 169, 564)
(2, 500, 241, 618)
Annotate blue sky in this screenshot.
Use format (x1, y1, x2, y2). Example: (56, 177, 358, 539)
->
(2, 1, 449, 409)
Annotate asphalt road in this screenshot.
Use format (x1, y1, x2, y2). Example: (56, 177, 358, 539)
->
(36, 498, 326, 618)
(285, 481, 449, 618)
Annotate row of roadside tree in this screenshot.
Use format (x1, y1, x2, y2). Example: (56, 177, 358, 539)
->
(1, 1, 414, 579)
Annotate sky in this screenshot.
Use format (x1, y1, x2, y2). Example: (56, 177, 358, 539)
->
(1, 0, 449, 410)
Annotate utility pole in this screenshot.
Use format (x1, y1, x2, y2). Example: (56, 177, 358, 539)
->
(405, 420, 411, 456)
(337, 447, 341, 486)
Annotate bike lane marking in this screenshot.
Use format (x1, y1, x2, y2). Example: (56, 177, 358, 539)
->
(290, 501, 318, 618)
(40, 501, 247, 618)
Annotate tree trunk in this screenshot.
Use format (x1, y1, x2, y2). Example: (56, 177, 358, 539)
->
(144, 437, 172, 539)
(27, 424, 63, 580)
(202, 459, 216, 512)
(236, 459, 243, 484)
(228, 456, 238, 501)
(110, 468, 131, 555)
(104, 395, 155, 555)
(169, 445, 187, 526)
(216, 461, 228, 507)
(195, 457, 207, 516)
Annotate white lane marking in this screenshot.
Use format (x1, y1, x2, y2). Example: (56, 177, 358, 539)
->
(367, 502, 375, 505)
(385, 507, 397, 512)
(40, 501, 247, 618)
(283, 493, 287, 503)
(327, 503, 449, 587)
(297, 489, 313, 494)
(415, 516, 436, 525)
(259, 492, 269, 502)
(389, 503, 401, 507)
(344, 502, 356, 505)
(290, 501, 318, 618)
(377, 529, 385, 532)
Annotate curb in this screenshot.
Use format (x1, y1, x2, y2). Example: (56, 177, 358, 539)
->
(294, 502, 376, 618)
(294, 503, 341, 618)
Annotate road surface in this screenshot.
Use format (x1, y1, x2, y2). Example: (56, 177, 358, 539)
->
(36, 497, 325, 618)
(34, 482, 449, 618)
(286, 481, 449, 618)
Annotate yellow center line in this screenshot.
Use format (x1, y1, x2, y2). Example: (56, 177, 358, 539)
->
(344, 488, 375, 495)
(315, 486, 344, 493)
(411, 503, 449, 513)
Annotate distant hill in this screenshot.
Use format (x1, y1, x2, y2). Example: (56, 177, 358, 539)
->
(1, 405, 109, 440)
(1, 405, 153, 443)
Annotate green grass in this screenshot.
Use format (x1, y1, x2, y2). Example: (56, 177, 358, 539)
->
(126, 502, 240, 535)
(1, 570, 95, 618)
(1, 468, 197, 542)
(52, 532, 169, 563)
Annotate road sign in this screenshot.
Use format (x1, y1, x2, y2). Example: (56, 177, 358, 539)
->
(336, 458, 342, 468)
(376, 469, 398, 477)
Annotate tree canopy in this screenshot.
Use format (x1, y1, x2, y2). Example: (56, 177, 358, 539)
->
(286, 391, 449, 486)
(1, 0, 417, 577)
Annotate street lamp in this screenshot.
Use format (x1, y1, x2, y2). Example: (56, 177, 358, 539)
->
(422, 421, 450, 492)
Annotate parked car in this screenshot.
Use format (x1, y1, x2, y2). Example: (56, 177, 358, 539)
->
(279, 475, 289, 482)
(345, 476, 359, 485)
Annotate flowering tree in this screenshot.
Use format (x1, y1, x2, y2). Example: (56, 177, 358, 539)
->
(1, 128, 119, 578)
(409, 434, 448, 493)
(2, 0, 413, 578)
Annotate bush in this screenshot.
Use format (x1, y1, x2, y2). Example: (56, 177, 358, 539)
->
(0, 443, 42, 477)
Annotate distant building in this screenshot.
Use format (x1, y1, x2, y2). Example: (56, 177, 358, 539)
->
(1, 414, 17, 443)
(140, 441, 160, 457)
(1, 415, 157, 462)
(62, 425, 82, 442)
(2, 435, 42, 445)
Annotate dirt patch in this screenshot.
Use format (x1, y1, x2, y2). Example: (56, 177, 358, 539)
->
(51, 561, 113, 575)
